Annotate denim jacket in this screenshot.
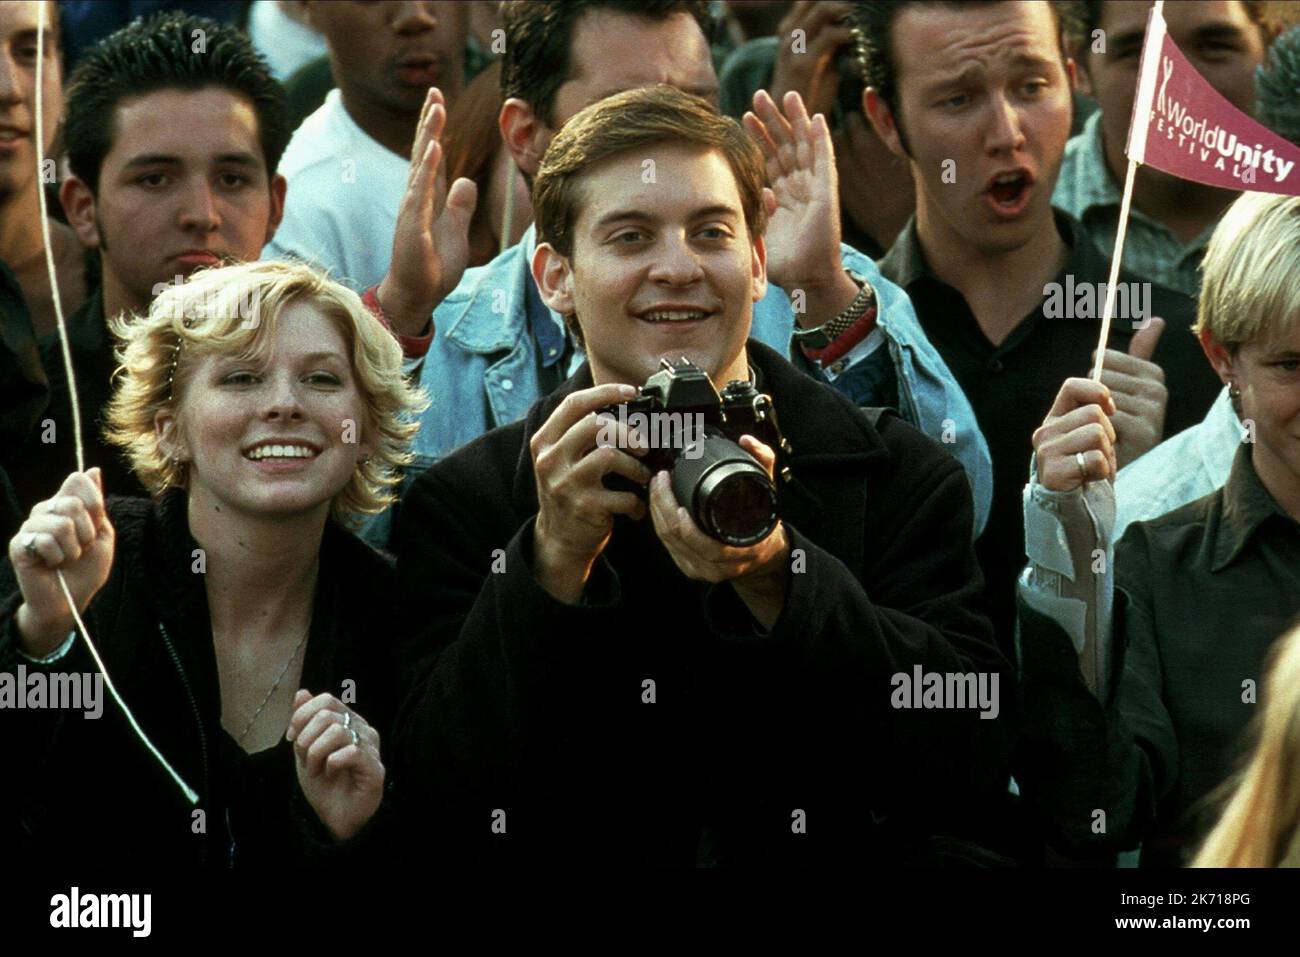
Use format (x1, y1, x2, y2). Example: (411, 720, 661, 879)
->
(363, 226, 992, 546)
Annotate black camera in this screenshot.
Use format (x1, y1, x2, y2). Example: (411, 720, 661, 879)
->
(599, 358, 791, 547)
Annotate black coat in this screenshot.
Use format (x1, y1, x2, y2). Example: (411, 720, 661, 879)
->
(393, 340, 1017, 865)
(1, 490, 401, 868)
(0, 257, 49, 539)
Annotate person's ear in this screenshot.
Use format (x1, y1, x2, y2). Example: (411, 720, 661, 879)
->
(264, 172, 288, 246)
(500, 98, 549, 180)
(750, 232, 767, 304)
(863, 88, 906, 160)
(60, 175, 100, 250)
(1066, 56, 1079, 92)
(532, 241, 574, 315)
(1197, 330, 1235, 386)
(154, 408, 188, 464)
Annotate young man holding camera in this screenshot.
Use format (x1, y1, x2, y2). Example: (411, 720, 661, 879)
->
(392, 85, 1015, 865)
(357, 0, 992, 552)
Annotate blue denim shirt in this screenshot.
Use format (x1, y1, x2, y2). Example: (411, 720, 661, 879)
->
(361, 225, 992, 546)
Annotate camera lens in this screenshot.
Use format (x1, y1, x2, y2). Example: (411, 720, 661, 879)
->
(670, 432, 778, 547)
(700, 465, 778, 546)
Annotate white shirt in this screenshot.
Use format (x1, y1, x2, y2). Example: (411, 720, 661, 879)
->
(264, 90, 409, 292)
(248, 0, 329, 81)
(1114, 386, 1240, 541)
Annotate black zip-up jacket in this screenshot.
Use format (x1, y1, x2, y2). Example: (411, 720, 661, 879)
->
(392, 340, 1017, 865)
(1, 490, 401, 868)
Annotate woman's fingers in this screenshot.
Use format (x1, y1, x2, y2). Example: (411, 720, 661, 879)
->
(1044, 376, 1114, 420)
(301, 719, 379, 778)
(1040, 420, 1115, 460)
(286, 691, 342, 742)
(287, 691, 379, 758)
(1039, 426, 1117, 490)
(22, 513, 84, 565)
(1033, 402, 1116, 450)
(15, 471, 109, 568)
(40, 496, 96, 546)
(58, 470, 107, 527)
(13, 523, 70, 567)
(1070, 448, 1111, 484)
(303, 723, 353, 777)
(324, 742, 384, 780)
(1034, 381, 1120, 492)
(294, 708, 344, 756)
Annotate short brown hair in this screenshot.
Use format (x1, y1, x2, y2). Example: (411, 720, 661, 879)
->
(500, 1, 714, 130)
(533, 84, 768, 262)
(850, 1, 1079, 147)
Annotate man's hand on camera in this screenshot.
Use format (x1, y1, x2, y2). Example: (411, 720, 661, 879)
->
(530, 384, 653, 604)
(648, 435, 791, 630)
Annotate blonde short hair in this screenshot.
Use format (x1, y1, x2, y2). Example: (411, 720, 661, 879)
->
(104, 259, 427, 521)
(1195, 192, 1300, 349)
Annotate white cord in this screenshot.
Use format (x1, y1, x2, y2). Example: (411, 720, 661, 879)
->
(35, 2, 198, 805)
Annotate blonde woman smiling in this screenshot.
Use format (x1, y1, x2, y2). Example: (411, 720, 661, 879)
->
(2, 260, 423, 867)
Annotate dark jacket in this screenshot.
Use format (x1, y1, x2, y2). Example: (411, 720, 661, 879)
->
(0, 258, 49, 539)
(1018, 444, 1300, 867)
(0, 465, 18, 547)
(879, 212, 1217, 656)
(392, 340, 1016, 865)
(39, 289, 147, 498)
(4, 288, 146, 522)
(1, 490, 401, 868)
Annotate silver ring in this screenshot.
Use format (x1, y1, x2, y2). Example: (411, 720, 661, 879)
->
(1075, 451, 1089, 482)
(342, 711, 352, 730)
(23, 535, 38, 558)
(349, 728, 360, 747)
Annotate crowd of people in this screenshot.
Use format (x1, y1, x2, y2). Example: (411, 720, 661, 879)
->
(2, 0, 1299, 869)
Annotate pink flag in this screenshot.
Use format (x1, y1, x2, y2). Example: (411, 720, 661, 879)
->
(1126, 6, 1300, 195)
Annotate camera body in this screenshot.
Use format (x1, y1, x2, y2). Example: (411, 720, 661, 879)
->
(600, 358, 791, 546)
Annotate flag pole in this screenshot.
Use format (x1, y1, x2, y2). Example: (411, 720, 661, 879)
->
(1091, 0, 1166, 381)
(1090, 159, 1142, 381)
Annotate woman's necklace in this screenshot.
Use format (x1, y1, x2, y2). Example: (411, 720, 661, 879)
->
(236, 623, 312, 745)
